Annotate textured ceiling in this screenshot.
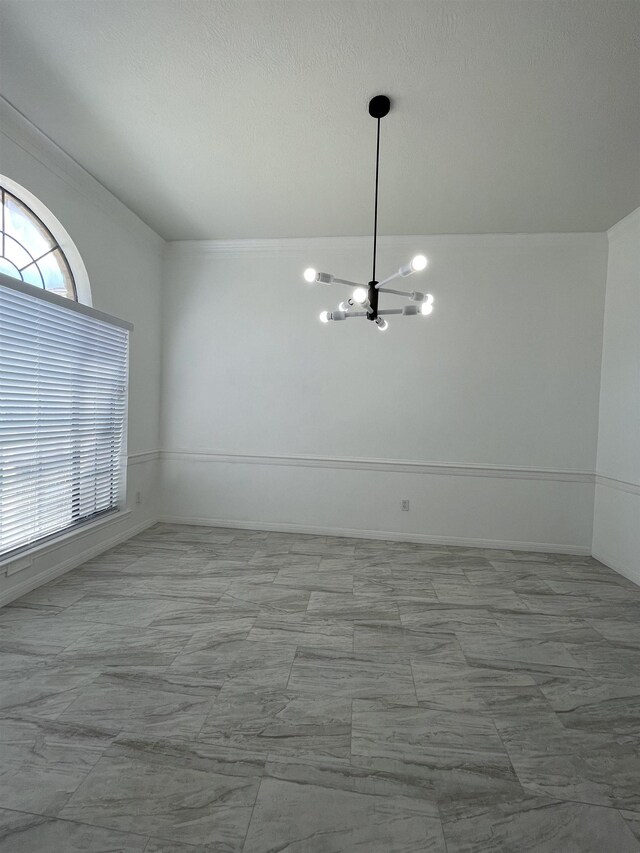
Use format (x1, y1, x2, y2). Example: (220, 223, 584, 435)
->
(0, 1, 638, 240)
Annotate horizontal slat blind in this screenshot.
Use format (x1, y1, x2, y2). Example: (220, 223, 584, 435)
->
(0, 277, 129, 557)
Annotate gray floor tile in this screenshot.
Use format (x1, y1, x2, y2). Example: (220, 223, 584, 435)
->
(457, 632, 584, 677)
(61, 595, 181, 628)
(494, 715, 640, 810)
(58, 623, 192, 667)
(442, 796, 640, 853)
(0, 717, 115, 815)
(306, 591, 400, 622)
(0, 809, 147, 853)
(352, 700, 509, 767)
(432, 579, 528, 610)
(242, 777, 446, 852)
(169, 639, 297, 691)
(199, 683, 351, 760)
(565, 640, 640, 679)
(274, 566, 354, 593)
(539, 672, 640, 734)
(247, 614, 353, 651)
(621, 810, 640, 844)
(588, 618, 640, 649)
(288, 647, 417, 701)
(0, 614, 93, 657)
(58, 672, 214, 738)
(410, 660, 538, 712)
(353, 574, 438, 600)
(145, 839, 213, 853)
(264, 753, 440, 803)
(399, 602, 500, 633)
(7, 581, 88, 611)
(0, 653, 100, 719)
(60, 737, 263, 848)
(354, 624, 465, 662)
(220, 583, 311, 613)
(494, 611, 602, 644)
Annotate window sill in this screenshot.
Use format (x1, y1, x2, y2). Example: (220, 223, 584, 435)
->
(1, 509, 132, 576)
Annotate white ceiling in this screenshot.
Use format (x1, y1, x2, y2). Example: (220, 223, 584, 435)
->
(0, 1, 638, 240)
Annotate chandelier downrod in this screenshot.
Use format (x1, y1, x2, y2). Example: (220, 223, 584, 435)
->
(372, 114, 380, 283)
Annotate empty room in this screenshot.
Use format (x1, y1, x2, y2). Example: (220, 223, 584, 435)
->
(0, 1, 639, 850)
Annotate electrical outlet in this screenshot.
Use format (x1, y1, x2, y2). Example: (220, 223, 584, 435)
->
(135, 491, 142, 505)
(401, 499, 410, 511)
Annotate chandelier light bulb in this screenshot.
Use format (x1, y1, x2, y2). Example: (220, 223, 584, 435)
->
(421, 301, 434, 316)
(304, 268, 317, 283)
(425, 293, 434, 305)
(338, 300, 352, 312)
(319, 310, 330, 323)
(352, 287, 368, 303)
(398, 255, 427, 277)
(375, 317, 389, 331)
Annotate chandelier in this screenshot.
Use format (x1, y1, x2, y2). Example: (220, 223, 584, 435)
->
(303, 95, 434, 332)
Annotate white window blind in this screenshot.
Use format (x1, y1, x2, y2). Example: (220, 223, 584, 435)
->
(0, 273, 131, 558)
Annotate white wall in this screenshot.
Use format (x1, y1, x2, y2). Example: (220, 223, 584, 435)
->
(593, 207, 640, 583)
(1, 93, 630, 580)
(0, 99, 164, 605)
(161, 233, 607, 552)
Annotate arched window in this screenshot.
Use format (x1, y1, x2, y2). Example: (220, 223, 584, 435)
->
(0, 176, 91, 304)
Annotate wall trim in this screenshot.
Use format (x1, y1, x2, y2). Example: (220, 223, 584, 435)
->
(128, 450, 161, 466)
(0, 97, 164, 251)
(167, 232, 604, 257)
(161, 449, 594, 484)
(0, 509, 132, 573)
(595, 474, 640, 497)
(159, 514, 591, 556)
(0, 518, 156, 608)
(592, 550, 640, 587)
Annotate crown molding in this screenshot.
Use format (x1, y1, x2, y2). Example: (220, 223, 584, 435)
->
(166, 231, 604, 258)
(595, 474, 640, 497)
(0, 97, 164, 251)
(160, 449, 593, 484)
(607, 206, 640, 242)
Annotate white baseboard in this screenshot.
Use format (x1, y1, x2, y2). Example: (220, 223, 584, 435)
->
(592, 550, 640, 587)
(0, 518, 157, 608)
(159, 515, 591, 556)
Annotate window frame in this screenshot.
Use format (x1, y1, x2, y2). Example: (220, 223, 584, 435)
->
(0, 272, 132, 563)
(0, 174, 92, 306)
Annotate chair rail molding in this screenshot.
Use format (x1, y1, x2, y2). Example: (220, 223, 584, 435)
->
(160, 449, 594, 483)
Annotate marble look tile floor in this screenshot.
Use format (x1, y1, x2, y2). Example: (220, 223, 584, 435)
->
(1, 523, 639, 851)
